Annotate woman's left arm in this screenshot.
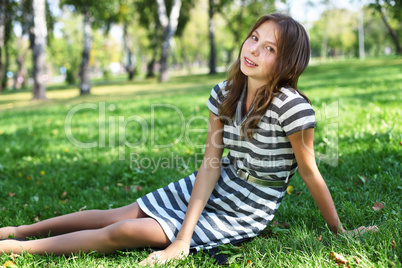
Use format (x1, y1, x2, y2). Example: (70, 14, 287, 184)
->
(288, 128, 378, 235)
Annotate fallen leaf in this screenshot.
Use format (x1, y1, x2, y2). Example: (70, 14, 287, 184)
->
(286, 185, 294, 195)
(79, 206, 87, 212)
(372, 201, 384, 211)
(246, 259, 253, 266)
(136, 186, 143, 191)
(117, 183, 123, 187)
(316, 235, 322, 242)
(61, 191, 67, 198)
(9, 253, 20, 261)
(357, 174, 366, 184)
(329, 251, 348, 264)
(26, 175, 32, 180)
(399, 141, 402, 146)
(2, 260, 16, 267)
(353, 256, 360, 264)
(34, 215, 40, 222)
(8, 192, 15, 197)
(123, 186, 130, 192)
(391, 240, 396, 248)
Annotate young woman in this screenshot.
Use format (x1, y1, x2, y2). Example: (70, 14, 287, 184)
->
(0, 13, 377, 265)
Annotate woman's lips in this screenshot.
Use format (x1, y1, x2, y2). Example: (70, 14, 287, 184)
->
(244, 57, 258, 67)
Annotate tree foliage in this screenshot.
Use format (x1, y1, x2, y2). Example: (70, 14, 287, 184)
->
(369, 0, 402, 54)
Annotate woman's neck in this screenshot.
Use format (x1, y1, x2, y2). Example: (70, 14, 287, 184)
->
(246, 78, 266, 103)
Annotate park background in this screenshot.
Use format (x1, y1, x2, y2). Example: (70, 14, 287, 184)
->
(0, 0, 401, 267)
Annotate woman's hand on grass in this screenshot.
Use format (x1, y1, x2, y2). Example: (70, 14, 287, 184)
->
(344, 225, 379, 236)
(139, 239, 190, 266)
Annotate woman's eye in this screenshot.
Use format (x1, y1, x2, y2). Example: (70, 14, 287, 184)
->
(267, 46, 274, 52)
(251, 35, 258, 41)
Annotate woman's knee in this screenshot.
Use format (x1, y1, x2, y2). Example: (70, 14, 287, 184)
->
(103, 219, 170, 249)
(102, 202, 148, 227)
(104, 221, 133, 245)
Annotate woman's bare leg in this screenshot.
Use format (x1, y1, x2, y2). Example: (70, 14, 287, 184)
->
(0, 217, 170, 255)
(0, 202, 146, 239)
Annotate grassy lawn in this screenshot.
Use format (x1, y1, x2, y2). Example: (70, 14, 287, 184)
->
(0, 57, 401, 267)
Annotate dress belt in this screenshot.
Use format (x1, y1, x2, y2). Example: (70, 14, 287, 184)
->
(236, 169, 287, 188)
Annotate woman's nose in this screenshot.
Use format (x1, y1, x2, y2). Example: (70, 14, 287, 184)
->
(250, 43, 260, 56)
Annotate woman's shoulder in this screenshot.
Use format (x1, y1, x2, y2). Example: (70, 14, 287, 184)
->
(209, 80, 229, 101)
(272, 87, 311, 108)
(276, 87, 308, 102)
(211, 80, 228, 94)
(267, 87, 314, 117)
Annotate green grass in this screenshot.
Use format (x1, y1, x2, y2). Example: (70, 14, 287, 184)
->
(0, 57, 401, 267)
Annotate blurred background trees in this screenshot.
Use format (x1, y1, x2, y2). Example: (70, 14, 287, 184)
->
(0, 0, 400, 98)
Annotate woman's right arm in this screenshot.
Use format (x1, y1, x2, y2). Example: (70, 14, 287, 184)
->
(140, 110, 224, 265)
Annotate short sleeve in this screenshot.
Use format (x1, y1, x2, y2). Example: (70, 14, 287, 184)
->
(206, 81, 227, 116)
(278, 91, 315, 136)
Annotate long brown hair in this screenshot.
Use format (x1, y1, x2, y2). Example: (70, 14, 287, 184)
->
(218, 13, 311, 139)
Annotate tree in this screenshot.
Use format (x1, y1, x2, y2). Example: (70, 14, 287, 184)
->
(60, 0, 120, 94)
(362, 6, 394, 56)
(31, 0, 48, 100)
(369, 0, 402, 54)
(134, 0, 194, 80)
(0, 0, 17, 93)
(18, 0, 55, 98)
(48, 7, 82, 85)
(156, 0, 182, 82)
(208, 0, 216, 74)
(309, 8, 357, 59)
(115, 0, 137, 81)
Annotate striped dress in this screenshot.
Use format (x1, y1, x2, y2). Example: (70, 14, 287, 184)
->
(137, 80, 315, 251)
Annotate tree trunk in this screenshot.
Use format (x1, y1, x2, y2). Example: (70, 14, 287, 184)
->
(156, 0, 182, 82)
(1, 42, 9, 89)
(146, 23, 160, 78)
(221, 1, 244, 67)
(123, 22, 135, 81)
(208, 0, 216, 74)
(0, 0, 6, 94)
(377, 6, 402, 55)
(13, 44, 29, 89)
(32, 0, 48, 100)
(79, 9, 92, 95)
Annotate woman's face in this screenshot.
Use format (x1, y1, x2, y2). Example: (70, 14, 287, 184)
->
(240, 20, 280, 88)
